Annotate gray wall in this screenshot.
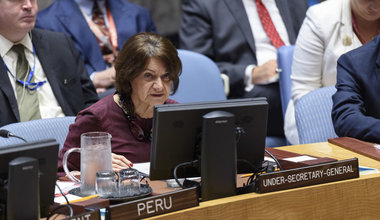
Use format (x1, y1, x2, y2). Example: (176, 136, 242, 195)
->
(38, 0, 55, 10)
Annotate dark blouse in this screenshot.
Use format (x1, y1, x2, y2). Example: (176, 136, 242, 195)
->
(57, 94, 177, 177)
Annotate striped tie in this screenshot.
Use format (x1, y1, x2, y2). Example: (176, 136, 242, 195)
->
(12, 44, 41, 121)
(92, 0, 115, 65)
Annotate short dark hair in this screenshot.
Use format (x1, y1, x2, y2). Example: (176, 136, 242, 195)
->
(114, 32, 182, 102)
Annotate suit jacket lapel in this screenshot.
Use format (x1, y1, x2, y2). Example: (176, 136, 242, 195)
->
(31, 29, 69, 114)
(0, 60, 20, 121)
(224, 0, 256, 54)
(55, 0, 105, 71)
(275, 0, 296, 44)
(376, 39, 380, 70)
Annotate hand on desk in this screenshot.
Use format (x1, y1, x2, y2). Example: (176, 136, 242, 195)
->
(112, 153, 133, 172)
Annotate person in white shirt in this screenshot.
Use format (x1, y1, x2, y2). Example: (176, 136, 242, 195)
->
(285, 0, 380, 144)
(179, 0, 308, 146)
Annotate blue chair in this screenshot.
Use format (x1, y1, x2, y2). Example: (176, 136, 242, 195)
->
(273, 45, 295, 146)
(172, 50, 282, 147)
(309, 0, 320, 7)
(277, 45, 295, 117)
(0, 116, 76, 150)
(169, 49, 227, 103)
(295, 86, 338, 144)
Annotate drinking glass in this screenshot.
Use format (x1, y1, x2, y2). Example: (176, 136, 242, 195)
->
(96, 171, 118, 198)
(118, 168, 141, 197)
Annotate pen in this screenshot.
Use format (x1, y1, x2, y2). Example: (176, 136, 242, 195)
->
(240, 169, 279, 178)
(240, 173, 253, 178)
(65, 194, 99, 204)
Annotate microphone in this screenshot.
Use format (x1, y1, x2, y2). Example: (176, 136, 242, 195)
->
(0, 129, 27, 142)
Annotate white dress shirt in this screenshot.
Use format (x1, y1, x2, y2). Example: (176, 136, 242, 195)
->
(75, 0, 109, 27)
(242, 0, 290, 91)
(0, 33, 65, 119)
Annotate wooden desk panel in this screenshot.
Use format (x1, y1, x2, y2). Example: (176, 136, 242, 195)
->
(280, 142, 380, 168)
(148, 142, 380, 219)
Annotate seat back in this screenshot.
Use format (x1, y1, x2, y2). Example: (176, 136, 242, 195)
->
(309, 0, 320, 7)
(169, 49, 226, 103)
(277, 45, 295, 117)
(0, 116, 76, 150)
(295, 86, 338, 144)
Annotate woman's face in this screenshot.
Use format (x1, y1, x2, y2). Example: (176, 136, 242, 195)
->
(352, 0, 380, 21)
(131, 57, 172, 112)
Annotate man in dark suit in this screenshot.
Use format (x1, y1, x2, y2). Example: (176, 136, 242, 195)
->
(35, 0, 156, 95)
(332, 35, 380, 144)
(0, 0, 98, 127)
(179, 0, 308, 138)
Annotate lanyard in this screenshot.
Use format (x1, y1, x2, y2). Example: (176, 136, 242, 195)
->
(3, 45, 46, 91)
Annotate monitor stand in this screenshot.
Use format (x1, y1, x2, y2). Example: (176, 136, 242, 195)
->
(5, 157, 40, 219)
(200, 111, 237, 201)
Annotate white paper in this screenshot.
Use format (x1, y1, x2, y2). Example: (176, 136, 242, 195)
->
(54, 181, 78, 195)
(283, 155, 317, 163)
(54, 194, 82, 204)
(264, 156, 275, 162)
(359, 165, 380, 175)
(133, 162, 150, 176)
(54, 181, 81, 204)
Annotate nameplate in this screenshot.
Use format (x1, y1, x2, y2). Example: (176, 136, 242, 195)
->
(62, 210, 101, 220)
(106, 187, 199, 220)
(256, 158, 359, 193)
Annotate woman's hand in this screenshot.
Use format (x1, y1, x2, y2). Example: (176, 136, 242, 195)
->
(112, 153, 133, 172)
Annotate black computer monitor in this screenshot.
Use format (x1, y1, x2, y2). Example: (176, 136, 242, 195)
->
(149, 98, 268, 180)
(0, 139, 59, 218)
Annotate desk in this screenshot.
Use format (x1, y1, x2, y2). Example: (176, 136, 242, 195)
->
(147, 142, 380, 219)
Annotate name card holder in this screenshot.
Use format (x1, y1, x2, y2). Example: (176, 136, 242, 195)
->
(256, 158, 359, 193)
(105, 187, 199, 220)
(62, 209, 101, 220)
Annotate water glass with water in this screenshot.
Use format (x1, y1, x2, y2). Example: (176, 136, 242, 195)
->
(118, 168, 141, 197)
(96, 171, 118, 198)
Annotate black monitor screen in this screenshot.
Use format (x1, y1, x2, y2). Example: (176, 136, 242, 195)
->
(0, 139, 59, 217)
(150, 98, 268, 180)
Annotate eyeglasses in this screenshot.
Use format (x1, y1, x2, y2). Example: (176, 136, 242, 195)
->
(125, 114, 151, 142)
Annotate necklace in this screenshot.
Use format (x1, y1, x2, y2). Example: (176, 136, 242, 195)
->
(118, 93, 151, 142)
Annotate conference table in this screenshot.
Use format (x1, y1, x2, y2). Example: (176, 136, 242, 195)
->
(51, 141, 380, 219)
(145, 141, 380, 219)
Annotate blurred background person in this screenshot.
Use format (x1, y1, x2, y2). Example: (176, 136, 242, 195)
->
(36, 0, 156, 97)
(0, 0, 98, 127)
(332, 34, 380, 143)
(57, 32, 182, 177)
(129, 0, 182, 47)
(285, 0, 380, 144)
(179, 0, 308, 146)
